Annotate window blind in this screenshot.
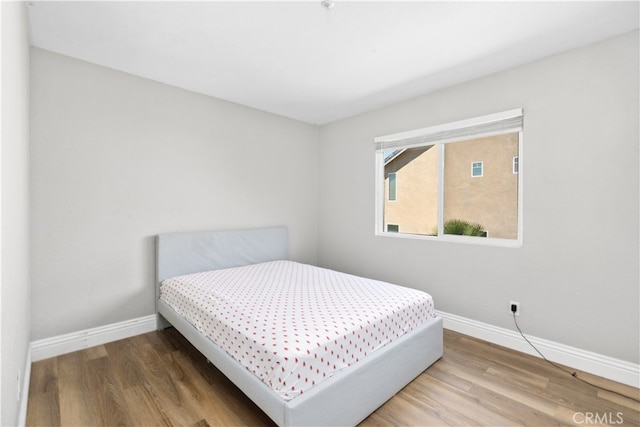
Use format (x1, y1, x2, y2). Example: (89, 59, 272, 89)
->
(374, 108, 523, 151)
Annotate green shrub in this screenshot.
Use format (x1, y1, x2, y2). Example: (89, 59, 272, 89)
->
(431, 219, 486, 236)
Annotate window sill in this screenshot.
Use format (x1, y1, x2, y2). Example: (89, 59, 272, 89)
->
(375, 231, 523, 248)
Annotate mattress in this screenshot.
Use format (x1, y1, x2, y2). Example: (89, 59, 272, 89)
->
(160, 260, 436, 401)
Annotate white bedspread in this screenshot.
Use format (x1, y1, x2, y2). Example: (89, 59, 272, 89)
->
(160, 260, 435, 401)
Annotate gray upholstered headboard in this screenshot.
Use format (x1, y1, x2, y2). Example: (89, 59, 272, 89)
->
(155, 226, 288, 329)
(156, 226, 288, 293)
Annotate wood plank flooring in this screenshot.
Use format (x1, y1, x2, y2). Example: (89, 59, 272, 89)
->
(27, 328, 639, 426)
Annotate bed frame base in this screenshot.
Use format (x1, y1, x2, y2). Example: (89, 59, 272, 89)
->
(158, 302, 442, 426)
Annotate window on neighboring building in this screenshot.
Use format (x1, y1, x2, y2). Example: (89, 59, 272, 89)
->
(387, 224, 399, 232)
(471, 161, 483, 177)
(374, 109, 523, 247)
(388, 172, 397, 201)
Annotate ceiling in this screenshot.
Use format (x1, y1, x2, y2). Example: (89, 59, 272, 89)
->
(26, 1, 639, 125)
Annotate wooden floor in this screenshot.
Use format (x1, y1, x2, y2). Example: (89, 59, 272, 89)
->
(27, 328, 639, 426)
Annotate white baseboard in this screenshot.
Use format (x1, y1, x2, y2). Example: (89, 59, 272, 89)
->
(28, 311, 639, 390)
(437, 310, 640, 389)
(31, 315, 157, 362)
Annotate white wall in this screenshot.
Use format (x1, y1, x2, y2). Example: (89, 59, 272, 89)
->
(30, 48, 319, 341)
(1, 2, 32, 425)
(26, 21, 640, 376)
(318, 31, 639, 364)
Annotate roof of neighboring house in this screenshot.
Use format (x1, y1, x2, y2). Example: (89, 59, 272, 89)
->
(384, 149, 406, 165)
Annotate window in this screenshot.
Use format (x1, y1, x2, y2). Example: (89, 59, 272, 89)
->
(387, 224, 399, 232)
(471, 161, 483, 177)
(374, 109, 523, 247)
(388, 172, 397, 201)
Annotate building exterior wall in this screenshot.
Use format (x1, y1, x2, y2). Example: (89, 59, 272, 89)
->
(444, 133, 519, 239)
(384, 145, 438, 235)
(384, 132, 518, 238)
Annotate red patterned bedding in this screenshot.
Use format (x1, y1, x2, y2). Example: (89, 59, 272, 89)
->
(160, 260, 436, 401)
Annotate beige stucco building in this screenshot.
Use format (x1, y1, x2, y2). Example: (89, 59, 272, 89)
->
(384, 132, 519, 239)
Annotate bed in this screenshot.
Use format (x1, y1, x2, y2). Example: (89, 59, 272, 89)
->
(156, 226, 443, 426)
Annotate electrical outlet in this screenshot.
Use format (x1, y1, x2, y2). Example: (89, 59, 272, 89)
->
(510, 301, 520, 316)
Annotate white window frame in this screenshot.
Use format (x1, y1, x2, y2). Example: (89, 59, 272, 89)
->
(374, 109, 523, 248)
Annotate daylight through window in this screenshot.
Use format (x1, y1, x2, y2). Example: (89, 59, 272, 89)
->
(374, 109, 523, 247)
